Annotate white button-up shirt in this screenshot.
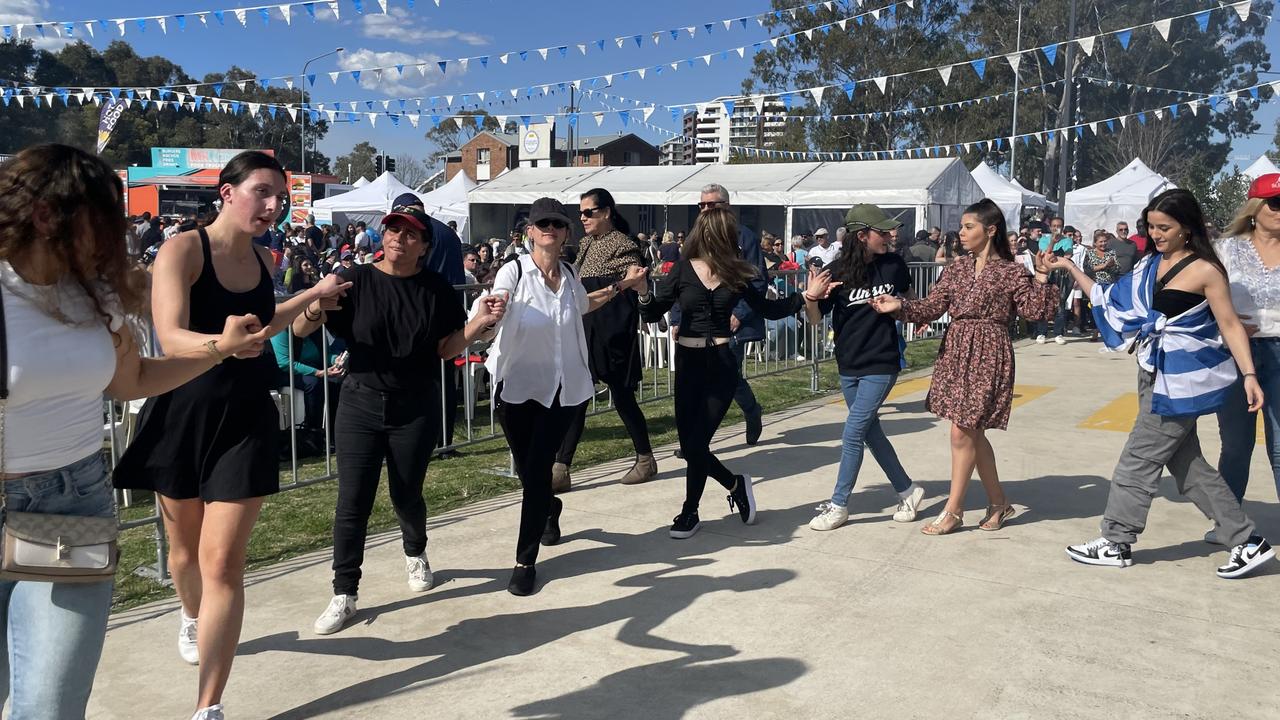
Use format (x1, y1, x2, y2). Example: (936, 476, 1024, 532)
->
(481, 256, 594, 408)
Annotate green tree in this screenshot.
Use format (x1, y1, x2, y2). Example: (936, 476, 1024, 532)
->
(334, 141, 380, 184)
(422, 110, 513, 166)
(1186, 171, 1252, 227)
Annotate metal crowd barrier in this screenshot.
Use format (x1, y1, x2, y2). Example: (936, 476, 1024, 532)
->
(105, 263, 954, 581)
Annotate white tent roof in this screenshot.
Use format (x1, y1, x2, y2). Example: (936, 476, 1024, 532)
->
(1243, 155, 1279, 180)
(467, 158, 981, 209)
(1064, 158, 1176, 233)
(313, 171, 417, 212)
(419, 171, 476, 220)
(970, 163, 1056, 230)
(351, 176, 370, 187)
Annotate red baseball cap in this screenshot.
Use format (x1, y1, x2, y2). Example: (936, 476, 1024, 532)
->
(1247, 173, 1280, 199)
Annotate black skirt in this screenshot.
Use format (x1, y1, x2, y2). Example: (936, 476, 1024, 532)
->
(114, 354, 281, 502)
(580, 276, 643, 389)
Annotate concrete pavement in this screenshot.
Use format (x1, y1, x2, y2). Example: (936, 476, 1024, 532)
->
(91, 340, 1280, 719)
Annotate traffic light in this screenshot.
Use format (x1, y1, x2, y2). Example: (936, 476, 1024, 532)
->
(385, 156, 396, 173)
(375, 154, 385, 174)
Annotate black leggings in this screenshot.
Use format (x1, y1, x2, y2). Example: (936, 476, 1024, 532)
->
(498, 388, 583, 566)
(674, 345, 739, 515)
(556, 383, 653, 465)
(331, 381, 436, 596)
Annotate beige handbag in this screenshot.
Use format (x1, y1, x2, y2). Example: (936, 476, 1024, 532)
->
(0, 282, 119, 583)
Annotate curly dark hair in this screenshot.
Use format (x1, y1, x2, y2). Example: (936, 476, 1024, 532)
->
(0, 144, 148, 327)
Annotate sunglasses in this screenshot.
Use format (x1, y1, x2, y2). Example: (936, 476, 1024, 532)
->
(698, 201, 726, 210)
(1264, 196, 1280, 211)
(580, 207, 605, 218)
(534, 219, 568, 230)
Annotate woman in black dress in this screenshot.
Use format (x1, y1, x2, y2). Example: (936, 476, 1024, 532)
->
(115, 152, 349, 720)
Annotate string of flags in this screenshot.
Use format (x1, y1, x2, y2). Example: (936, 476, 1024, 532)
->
(1, 0, 908, 84)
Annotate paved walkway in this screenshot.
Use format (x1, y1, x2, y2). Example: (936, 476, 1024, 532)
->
(91, 341, 1280, 719)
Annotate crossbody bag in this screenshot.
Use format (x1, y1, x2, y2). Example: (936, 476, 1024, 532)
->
(0, 282, 119, 583)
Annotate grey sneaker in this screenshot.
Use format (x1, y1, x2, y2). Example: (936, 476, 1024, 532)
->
(313, 594, 357, 635)
(893, 485, 926, 523)
(178, 611, 199, 665)
(808, 502, 849, 531)
(406, 553, 434, 592)
(190, 704, 224, 720)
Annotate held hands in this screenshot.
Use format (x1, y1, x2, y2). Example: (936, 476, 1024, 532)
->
(218, 314, 269, 358)
(1244, 375, 1265, 413)
(804, 268, 842, 301)
(868, 295, 902, 315)
(475, 293, 507, 326)
(729, 314, 740, 333)
(313, 272, 353, 299)
(621, 265, 649, 291)
(1038, 251, 1068, 273)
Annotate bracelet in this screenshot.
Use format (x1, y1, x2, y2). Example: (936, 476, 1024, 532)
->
(204, 339, 225, 364)
(304, 308, 323, 321)
(1243, 372, 1257, 378)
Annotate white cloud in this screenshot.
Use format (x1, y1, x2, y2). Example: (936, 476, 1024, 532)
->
(359, 7, 488, 46)
(334, 48, 459, 97)
(0, 0, 74, 50)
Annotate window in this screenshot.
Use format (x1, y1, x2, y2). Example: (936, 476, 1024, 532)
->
(622, 151, 639, 165)
(477, 148, 491, 164)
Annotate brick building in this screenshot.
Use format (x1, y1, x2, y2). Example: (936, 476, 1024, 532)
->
(444, 131, 520, 182)
(557, 133, 659, 168)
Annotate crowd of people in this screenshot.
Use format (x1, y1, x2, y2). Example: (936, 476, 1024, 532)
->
(2, 142, 1278, 720)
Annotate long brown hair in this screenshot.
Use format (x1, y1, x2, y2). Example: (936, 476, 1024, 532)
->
(0, 144, 148, 325)
(683, 207, 758, 291)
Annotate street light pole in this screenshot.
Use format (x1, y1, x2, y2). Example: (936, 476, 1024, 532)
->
(300, 47, 344, 173)
(1009, 1, 1023, 179)
(1056, 0, 1079, 203)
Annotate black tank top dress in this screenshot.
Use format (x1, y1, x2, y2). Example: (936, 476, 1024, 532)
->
(114, 229, 281, 501)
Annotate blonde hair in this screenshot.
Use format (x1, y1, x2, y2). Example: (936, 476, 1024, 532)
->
(662, 230, 675, 244)
(684, 208, 758, 291)
(1225, 197, 1265, 237)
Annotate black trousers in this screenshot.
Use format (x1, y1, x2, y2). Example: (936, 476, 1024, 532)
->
(498, 387, 583, 566)
(556, 383, 653, 465)
(331, 381, 437, 596)
(674, 345, 739, 515)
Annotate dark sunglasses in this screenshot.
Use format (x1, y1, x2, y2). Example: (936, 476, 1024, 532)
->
(534, 219, 568, 230)
(1264, 196, 1280, 211)
(580, 207, 605, 218)
(698, 201, 726, 210)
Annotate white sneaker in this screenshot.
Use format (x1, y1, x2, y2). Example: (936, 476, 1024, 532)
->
(893, 485, 926, 523)
(313, 594, 357, 635)
(808, 502, 849, 531)
(1054, 335, 1067, 345)
(190, 705, 224, 720)
(177, 611, 199, 665)
(406, 553, 434, 592)
(1035, 335, 1047, 344)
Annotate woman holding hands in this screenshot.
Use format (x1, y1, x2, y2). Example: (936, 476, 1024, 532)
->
(870, 199, 1057, 535)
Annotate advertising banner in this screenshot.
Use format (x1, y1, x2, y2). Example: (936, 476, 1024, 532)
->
(288, 173, 312, 224)
(96, 98, 128, 154)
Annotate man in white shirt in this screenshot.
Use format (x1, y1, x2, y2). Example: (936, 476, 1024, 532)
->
(807, 228, 842, 267)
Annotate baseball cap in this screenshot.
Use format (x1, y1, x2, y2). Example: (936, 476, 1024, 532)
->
(380, 204, 432, 236)
(844, 204, 902, 233)
(1247, 173, 1280, 199)
(814, 227, 829, 237)
(528, 197, 573, 227)
(392, 192, 424, 209)
(340, 250, 353, 260)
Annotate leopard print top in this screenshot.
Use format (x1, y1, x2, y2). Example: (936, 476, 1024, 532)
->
(575, 229, 644, 280)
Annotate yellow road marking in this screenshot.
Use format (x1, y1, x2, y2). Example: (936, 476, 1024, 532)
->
(886, 376, 932, 401)
(1011, 385, 1055, 411)
(1079, 392, 1264, 443)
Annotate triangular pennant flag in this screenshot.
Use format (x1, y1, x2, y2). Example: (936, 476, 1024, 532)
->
(408, 113, 419, 127)
(1115, 30, 1131, 50)
(1005, 53, 1021, 73)
(1041, 44, 1058, 64)
(1077, 35, 1096, 56)
(1153, 18, 1171, 41)
(593, 112, 605, 126)
(971, 58, 986, 79)
(157, 17, 167, 33)
(327, 1, 340, 20)
(938, 65, 953, 85)
(328, 71, 339, 84)
(809, 86, 825, 105)
(722, 100, 735, 116)
(1232, 1, 1251, 22)
(233, 9, 247, 26)
(538, 48, 548, 60)
(873, 76, 888, 94)
(368, 113, 377, 127)
(280, 5, 292, 24)
(377, 0, 388, 12)
(257, 8, 270, 25)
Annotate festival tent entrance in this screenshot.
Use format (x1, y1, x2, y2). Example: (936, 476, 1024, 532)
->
(1243, 155, 1280, 180)
(969, 162, 1056, 231)
(1064, 158, 1176, 235)
(313, 171, 419, 229)
(417, 171, 478, 240)
(466, 158, 983, 244)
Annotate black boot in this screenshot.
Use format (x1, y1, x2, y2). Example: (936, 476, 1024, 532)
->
(508, 565, 537, 596)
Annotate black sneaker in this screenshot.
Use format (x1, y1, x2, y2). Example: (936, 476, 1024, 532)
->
(508, 565, 537, 596)
(674, 448, 685, 460)
(540, 497, 563, 546)
(669, 511, 701, 539)
(1065, 537, 1133, 567)
(1217, 535, 1275, 579)
(745, 412, 763, 445)
(727, 474, 757, 525)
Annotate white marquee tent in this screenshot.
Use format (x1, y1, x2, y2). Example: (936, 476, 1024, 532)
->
(1064, 158, 1176, 234)
(969, 162, 1056, 231)
(466, 158, 983, 241)
(313, 171, 421, 229)
(1242, 155, 1279, 180)
(417, 171, 478, 240)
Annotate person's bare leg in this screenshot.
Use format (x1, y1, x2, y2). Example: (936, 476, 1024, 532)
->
(974, 432, 1007, 506)
(194, 498, 265, 710)
(943, 424, 978, 514)
(158, 496, 205, 618)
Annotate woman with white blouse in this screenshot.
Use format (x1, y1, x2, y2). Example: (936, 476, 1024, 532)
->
(478, 198, 647, 596)
(1212, 174, 1280, 539)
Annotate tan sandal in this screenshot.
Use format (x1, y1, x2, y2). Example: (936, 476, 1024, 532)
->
(921, 509, 963, 536)
(978, 504, 1015, 531)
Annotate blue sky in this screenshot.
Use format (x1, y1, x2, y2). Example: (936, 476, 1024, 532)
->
(7, 0, 1279, 173)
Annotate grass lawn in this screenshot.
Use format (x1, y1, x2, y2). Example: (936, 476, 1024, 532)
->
(112, 339, 940, 610)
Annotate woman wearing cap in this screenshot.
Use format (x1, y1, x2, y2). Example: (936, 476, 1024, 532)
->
(804, 205, 925, 532)
(293, 205, 505, 634)
(553, 188, 656, 493)
(1044, 189, 1272, 579)
(639, 208, 838, 540)
(1212, 174, 1280, 539)
(114, 150, 351, 720)
(870, 199, 1056, 535)
(478, 198, 647, 595)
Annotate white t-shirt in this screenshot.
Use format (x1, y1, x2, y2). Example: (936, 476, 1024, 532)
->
(1, 262, 122, 473)
(479, 257, 593, 409)
(809, 241, 843, 267)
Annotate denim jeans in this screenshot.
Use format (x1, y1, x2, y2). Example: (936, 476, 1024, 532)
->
(1217, 337, 1280, 503)
(831, 374, 913, 507)
(729, 339, 762, 419)
(0, 452, 116, 719)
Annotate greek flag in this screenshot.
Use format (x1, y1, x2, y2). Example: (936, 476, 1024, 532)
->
(1091, 254, 1237, 417)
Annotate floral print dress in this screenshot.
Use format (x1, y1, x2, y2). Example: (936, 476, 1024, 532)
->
(900, 255, 1058, 430)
